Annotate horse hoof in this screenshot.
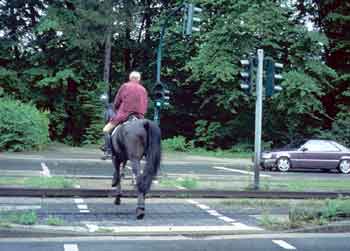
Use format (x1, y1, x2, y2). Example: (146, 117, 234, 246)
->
(111, 179, 117, 187)
(114, 196, 121, 205)
(136, 207, 145, 220)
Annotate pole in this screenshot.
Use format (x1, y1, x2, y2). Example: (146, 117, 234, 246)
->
(254, 49, 264, 190)
(154, 4, 184, 122)
(154, 107, 160, 125)
(103, 29, 112, 102)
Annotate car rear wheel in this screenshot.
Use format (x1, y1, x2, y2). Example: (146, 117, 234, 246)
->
(338, 159, 350, 174)
(276, 157, 291, 172)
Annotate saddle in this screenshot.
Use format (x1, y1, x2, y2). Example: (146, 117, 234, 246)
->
(111, 114, 139, 136)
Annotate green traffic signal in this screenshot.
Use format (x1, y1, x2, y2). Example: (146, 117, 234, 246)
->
(152, 81, 170, 107)
(183, 3, 202, 37)
(265, 58, 283, 97)
(240, 58, 253, 94)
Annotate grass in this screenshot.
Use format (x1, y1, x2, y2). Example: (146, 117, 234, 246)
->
(96, 228, 115, 233)
(0, 176, 77, 189)
(164, 148, 252, 159)
(263, 179, 350, 192)
(159, 177, 199, 189)
(257, 198, 350, 230)
(0, 211, 37, 225)
(220, 199, 292, 208)
(46, 216, 65, 226)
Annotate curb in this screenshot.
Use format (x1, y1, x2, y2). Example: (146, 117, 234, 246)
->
(286, 221, 350, 234)
(0, 224, 264, 237)
(1, 221, 350, 238)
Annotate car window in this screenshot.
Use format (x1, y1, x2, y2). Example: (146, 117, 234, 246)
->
(330, 141, 349, 151)
(302, 140, 340, 152)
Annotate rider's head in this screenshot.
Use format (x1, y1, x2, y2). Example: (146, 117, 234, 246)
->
(129, 71, 141, 82)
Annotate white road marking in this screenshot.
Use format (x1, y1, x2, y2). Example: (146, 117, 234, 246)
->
(74, 199, 84, 204)
(176, 186, 186, 190)
(64, 244, 79, 251)
(273, 240, 297, 250)
(86, 224, 99, 232)
(187, 199, 198, 205)
(207, 210, 222, 217)
(213, 166, 271, 177)
(74, 197, 89, 213)
(186, 199, 262, 231)
(197, 204, 210, 210)
(218, 216, 236, 222)
(40, 162, 51, 177)
(77, 205, 88, 210)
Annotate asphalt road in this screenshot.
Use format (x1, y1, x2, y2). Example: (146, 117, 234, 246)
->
(0, 196, 265, 235)
(0, 234, 349, 251)
(1, 157, 349, 181)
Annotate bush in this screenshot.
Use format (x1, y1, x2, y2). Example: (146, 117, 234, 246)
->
(0, 98, 50, 151)
(162, 136, 193, 152)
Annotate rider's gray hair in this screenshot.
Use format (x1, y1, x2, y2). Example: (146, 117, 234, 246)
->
(129, 71, 141, 81)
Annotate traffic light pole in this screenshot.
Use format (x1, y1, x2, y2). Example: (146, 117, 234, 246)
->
(154, 5, 184, 124)
(253, 49, 264, 190)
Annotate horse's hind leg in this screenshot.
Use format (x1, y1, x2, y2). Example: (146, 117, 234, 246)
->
(130, 159, 145, 219)
(136, 192, 145, 220)
(112, 156, 122, 205)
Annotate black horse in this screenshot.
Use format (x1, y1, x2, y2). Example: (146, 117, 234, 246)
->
(110, 117, 161, 219)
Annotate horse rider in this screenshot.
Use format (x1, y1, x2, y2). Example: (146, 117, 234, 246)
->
(102, 71, 148, 159)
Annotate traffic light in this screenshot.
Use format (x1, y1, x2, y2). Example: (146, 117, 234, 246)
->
(183, 3, 202, 37)
(152, 81, 170, 107)
(265, 58, 283, 97)
(239, 58, 253, 94)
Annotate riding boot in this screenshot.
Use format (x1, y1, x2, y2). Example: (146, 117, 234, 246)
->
(106, 133, 112, 155)
(101, 133, 112, 160)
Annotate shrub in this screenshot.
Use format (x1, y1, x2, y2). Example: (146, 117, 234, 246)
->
(0, 98, 50, 151)
(162, 135, 193, 152)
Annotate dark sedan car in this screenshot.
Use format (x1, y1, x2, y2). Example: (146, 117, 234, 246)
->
(261, 139, 350, 173)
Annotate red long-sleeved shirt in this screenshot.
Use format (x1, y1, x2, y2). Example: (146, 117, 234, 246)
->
(110, 80, 148, 125)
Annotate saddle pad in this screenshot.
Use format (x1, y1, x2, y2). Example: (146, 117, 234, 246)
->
(111, 116, 138, 136)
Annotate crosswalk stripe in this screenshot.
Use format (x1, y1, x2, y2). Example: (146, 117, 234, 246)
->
(41, 162, 51, 177)
(273, 240, 296, 250)
(213, 166, 271, 177)
(64, 244, 79, 251)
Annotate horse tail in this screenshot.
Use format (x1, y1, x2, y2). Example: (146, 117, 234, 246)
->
(137, 120, 161, 194)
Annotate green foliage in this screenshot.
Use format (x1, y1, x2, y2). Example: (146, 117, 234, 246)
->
(317, 112, 350, 147)
(0, 0, 348, 149)
(24, 177, 76, 189)
(159, 177, 198, 189)
(2, 211, 38, 225)
(46, 216, 65, 226)
(194, 120, 222, 148)
(0, 98, 49, 151)
(162, 136, 193, 152)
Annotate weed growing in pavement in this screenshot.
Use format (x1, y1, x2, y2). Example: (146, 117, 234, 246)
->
(46, 216, 65, 226)
(159, 177, 198, 189)
(258, 211, 290, 230)
(26, 176, 77, 188)
(97, 228, 115, 233)
(220, 199, 291, 208)
(0, 176, 77, 188)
